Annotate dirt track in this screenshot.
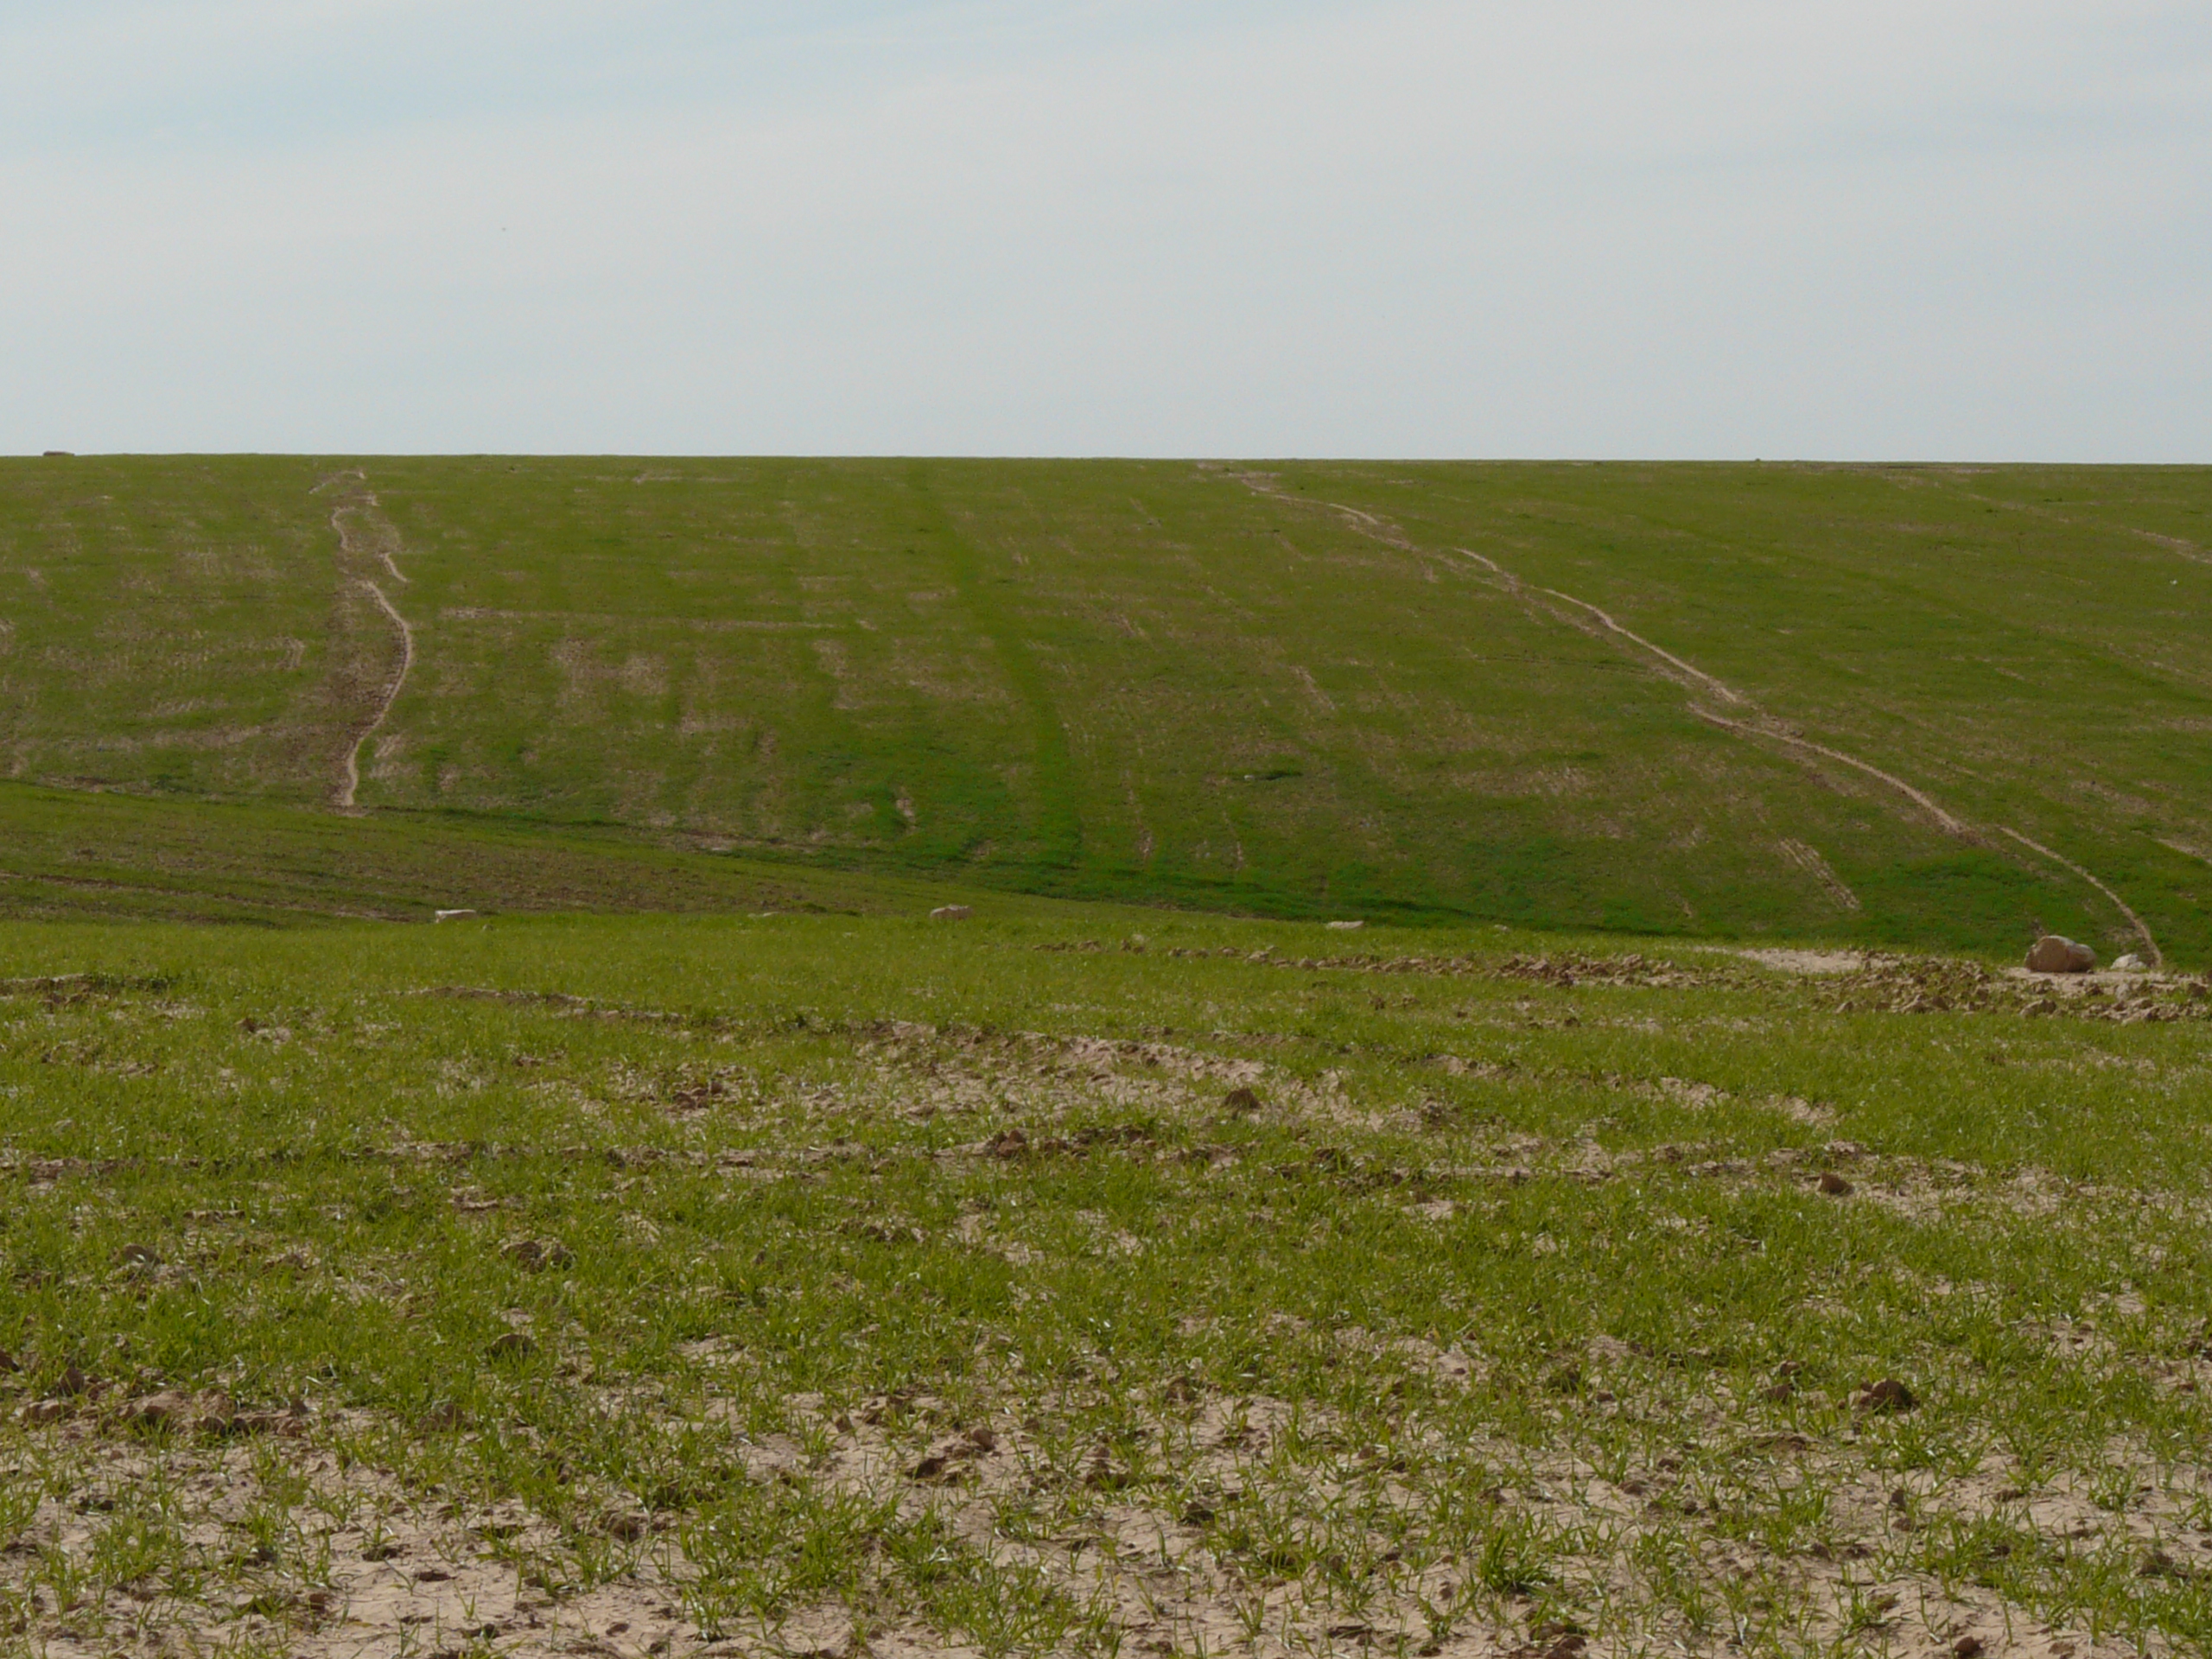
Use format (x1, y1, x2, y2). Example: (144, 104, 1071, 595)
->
(1218, 467, 2162, 965)
(319, 475, 416, 810)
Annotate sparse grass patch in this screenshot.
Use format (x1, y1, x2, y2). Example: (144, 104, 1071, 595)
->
(0, 909, 2207, 1654)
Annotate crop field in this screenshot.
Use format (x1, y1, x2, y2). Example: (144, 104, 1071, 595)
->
(2, 906, 2211, 1658)
(1, 459, 2208, 959)
(1, 458, 2209, 1658)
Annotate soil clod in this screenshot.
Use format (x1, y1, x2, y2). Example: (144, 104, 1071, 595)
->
(120, 1390, 188, 1429)
(1858, 1377, 1918, 1413)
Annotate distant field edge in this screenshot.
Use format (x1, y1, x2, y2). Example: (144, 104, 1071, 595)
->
(0, 779, 2011, 966)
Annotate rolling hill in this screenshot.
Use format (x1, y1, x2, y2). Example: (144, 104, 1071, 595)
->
(1, 455, 2206, 959)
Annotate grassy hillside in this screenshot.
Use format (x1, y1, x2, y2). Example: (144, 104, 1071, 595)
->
(2, 457, 2205, 957)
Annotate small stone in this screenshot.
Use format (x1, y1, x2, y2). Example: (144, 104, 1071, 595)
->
(1952, 1638, 1984, 1659)
(1818, 1172, 1853, 1196)
(2113, 953, 2147, 972)
(929, 905, 973, 921)
(1325, 919, 1365, 931)
(2026, 936, 2096, 974)
(1858, 1377, 1917, 1414)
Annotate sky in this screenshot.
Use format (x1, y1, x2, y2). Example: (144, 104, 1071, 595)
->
(2, 0, 2208, 459)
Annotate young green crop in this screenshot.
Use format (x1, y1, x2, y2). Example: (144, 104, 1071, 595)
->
(0, 906, 2206, 1653)
(3, 458, 2206, 959)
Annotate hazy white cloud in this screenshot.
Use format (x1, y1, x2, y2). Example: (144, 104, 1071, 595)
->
(2, 0, 2207, 456)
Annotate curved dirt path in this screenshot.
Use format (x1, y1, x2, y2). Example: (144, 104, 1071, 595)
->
(1219, 467, 2160, 957)
(1688, 709, 1975, 840)
(337, 579, 415, 810)
(1526, 582, 1749, 708)
(323, 479, 416, 810)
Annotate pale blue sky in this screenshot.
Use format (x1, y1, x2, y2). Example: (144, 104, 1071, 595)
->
(3, 1, 2207, 457)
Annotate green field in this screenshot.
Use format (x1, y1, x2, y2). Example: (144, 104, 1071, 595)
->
(0, 907, 2207, 1656)
(3, 457, 2210, 1656)
(3, 458, 2207, 959)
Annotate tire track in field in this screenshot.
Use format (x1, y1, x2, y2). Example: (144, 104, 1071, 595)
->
(1217, 467, 2161, 961)
(909, 463, 1085, 867)
(313, 471, 416, 810)
(1449, 537, 1969, 839)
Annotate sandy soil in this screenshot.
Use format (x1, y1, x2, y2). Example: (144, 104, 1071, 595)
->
(8, 1376, 2182, 1659)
